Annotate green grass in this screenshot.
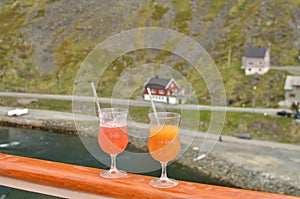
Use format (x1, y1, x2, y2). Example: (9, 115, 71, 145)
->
(291, 0, 300, 6)
(171, 0, 193, 34)
(151, 4, 170, 21)
(192, 110, 299, 143)
(0, 97, 72, 112)
(201, 0, 228, 21)
(224, 112, 297, 143)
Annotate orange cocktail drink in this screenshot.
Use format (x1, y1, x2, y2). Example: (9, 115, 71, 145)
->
(98, 125, 128, 155)
(148, 112, 181, 188)
(148, 125, 180, 163)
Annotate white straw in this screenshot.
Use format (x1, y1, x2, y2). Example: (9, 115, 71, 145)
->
(147, 87, 160, 124)
(91, 82, 101, 115)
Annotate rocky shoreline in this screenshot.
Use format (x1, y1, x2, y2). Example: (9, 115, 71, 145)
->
(0, 107, 299, 196)
(0, 115, 77, 134)
(129, 135, 300, 196)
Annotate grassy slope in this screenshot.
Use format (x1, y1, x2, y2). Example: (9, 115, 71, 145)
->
(0, 0, 298, 99)
(0, 0, 300, 143)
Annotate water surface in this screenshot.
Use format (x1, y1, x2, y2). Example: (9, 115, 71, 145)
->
(0, 126, 223, 198)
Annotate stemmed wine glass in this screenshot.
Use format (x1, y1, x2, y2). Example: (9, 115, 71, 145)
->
(148, 112, 181, 188)
(98, 108, 129, 178)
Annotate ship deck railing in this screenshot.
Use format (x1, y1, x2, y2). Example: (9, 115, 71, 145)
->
(0, 153, 299, 199)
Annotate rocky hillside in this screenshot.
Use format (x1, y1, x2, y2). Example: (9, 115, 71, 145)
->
(0, 0, 300, 107)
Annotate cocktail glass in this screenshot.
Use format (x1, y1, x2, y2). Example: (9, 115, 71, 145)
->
(148, 112, 181, 188)
(98, 108, 128, 178)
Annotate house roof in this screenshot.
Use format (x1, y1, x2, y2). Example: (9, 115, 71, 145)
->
(144, 77, 172, 89)
(245, 47, 267, 58)
(284, 75, 300, 90)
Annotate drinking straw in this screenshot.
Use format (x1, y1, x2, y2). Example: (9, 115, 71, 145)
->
(147, 87, 160, 124)
(91, 82, 101, 115)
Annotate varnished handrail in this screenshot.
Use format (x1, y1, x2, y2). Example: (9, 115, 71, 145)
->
(0, 153, 298, 199)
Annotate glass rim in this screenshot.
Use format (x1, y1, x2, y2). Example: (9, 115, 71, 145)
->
(148, 112, 180, 119)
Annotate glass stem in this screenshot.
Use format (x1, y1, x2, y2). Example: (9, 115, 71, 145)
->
(110, 154, 118, 172)
(160, 162, 169, 180)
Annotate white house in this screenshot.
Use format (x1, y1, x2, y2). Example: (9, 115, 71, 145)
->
(242, 47, 270, 75)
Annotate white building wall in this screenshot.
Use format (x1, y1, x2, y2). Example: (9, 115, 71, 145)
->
(168, 96, 177, 104)
(144, 95, 150, 101)
(144, 94, 168, 103)
(245, 67, 269, 75)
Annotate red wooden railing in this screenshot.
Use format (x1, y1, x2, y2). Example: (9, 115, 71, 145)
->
(0, 153, 298, 199)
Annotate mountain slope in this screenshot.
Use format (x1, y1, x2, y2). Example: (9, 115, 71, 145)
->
(0, 0, 300, 107)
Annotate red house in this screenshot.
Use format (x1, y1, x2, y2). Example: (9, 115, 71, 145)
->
(143, 77, 181, 104)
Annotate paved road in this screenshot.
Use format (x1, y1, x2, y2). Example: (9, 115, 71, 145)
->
(271, 66, 300, 71)
(270, 66, 300, 75)
(0, 92, 286, 115)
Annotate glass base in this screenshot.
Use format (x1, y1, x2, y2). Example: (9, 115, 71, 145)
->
(149, 177, 178, 188)
(100, 169, 127, 179)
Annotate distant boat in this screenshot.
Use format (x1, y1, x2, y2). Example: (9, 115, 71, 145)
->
(7, 108, 29, 116)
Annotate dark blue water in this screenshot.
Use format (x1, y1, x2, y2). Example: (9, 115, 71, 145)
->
(0, 126, 221, 198)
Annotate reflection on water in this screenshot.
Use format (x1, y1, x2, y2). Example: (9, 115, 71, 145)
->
(0, 126, 222, 198)
(0, 126, 101, 199)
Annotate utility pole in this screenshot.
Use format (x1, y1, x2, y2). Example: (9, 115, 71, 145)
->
(252, 86, 257, 111)
(227, 46, 231, 68)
